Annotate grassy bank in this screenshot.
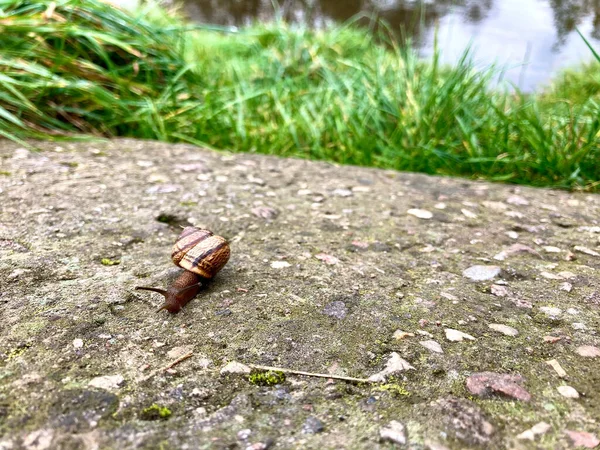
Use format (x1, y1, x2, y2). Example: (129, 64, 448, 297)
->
(1, 0, 600, 190)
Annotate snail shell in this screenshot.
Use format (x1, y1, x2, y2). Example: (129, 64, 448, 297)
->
(171, 227, 230, 279)
(136, 227, 230, 313)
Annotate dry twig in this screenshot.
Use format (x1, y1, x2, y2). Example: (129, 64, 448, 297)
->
(247, 363, 371, 383)
(140, 351, 194, 381)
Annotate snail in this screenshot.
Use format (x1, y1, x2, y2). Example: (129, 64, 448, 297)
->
(136, 227, 230, 313)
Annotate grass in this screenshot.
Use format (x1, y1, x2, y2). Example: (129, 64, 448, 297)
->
(1, 0, 599, 190)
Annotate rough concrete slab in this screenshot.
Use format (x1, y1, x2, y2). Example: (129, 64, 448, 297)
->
(0, 139, 599, 449)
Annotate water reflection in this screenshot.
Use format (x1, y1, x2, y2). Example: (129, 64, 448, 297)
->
(179, 0, 600, 90)
(184, 0, 454, 28)
(182, 0, 494, 48)
(182, 0, 600, 46)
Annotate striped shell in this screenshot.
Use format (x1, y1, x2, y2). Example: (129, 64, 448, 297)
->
(171, 227, 230, 279)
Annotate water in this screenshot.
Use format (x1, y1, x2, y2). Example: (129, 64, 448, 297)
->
(176, 0, 600, 91)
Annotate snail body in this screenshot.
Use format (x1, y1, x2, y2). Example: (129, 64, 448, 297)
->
(136, 227, 230, 313)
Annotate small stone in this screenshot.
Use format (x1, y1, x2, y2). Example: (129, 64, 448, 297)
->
(440, 292, 459, 301)
(572, 322, 587, 331)
(445, 329, 476, 342)
(544, 246, 561, 253)
(247, 175, 265, 185)
(516, 422, 551, 441)
(12, 148, 31, 159)
(237, 429, 252, 440)
(72, 338, 84, 349)
(578, 226, 600, 233)
(488, 324, 518, 337)
(416, 330, 433, 338)
(245, 443, 267, 450)
(576, 345, 600, 358)
(506, 231, 519, 239)
(145, 184, 178, 194)
(379, 420, 406, 445)
(8, 269, 27, 280)
(167, 345, 194, 359)
(557, 271, 577, 279)
(174, 162, 206, 172)
(270, 261, 291, 269)
(565, 430, 600, 449)
(350, 240, 369, 249)
(88, 374, 124, 391)
(433, 397, 495, 445)
(22, 429, 54, 450)
(424, 441, 450, 450)
(461, 209, 478, 219)
(315, 253, 340, 265)
(297, 189, 312, 196)
(302, 416, 324, 434)
(574, 246, 600, 257)
(332, 188, 352, 197)
(191, 388, 209, 399)
(420, 340, 444, 354)
(434, 202, 446, 209)
(505, 211, 524, 219)
(560, 282, 573, 292)
(322, 301, 347, 320)
(407, 208, 433, 219)
(557, 385, 579, 398)
(507, 195, 529, 206)
(251, 206, 278, 220)
(493, 244, 538, 261)
(540, 271, 563, 280)
(393, 330, 414, 340)
(546, 359, 567, 378)
(463, 265, 501, 281)
(540, 306, 562, 318)
(490, 285, 508, 297)
(466, 372, 531, 401)
(220, 361, 251, 375)
(544, 336, 562, 343)
(368, 352, 415, 382)
(482, 201, 507, 211)
(11, 373, 42, 388)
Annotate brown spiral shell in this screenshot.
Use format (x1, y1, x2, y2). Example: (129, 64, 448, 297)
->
(171, 227, 230, 279)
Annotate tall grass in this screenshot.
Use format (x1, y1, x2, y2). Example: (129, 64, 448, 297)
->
(1, 0, 599, 190)
(0, 0, 192, 141)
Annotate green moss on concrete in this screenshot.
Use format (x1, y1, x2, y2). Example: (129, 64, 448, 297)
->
(101, 258, 121, 266)
(140, 404, 172, 421)
(248, 370, 286, 386)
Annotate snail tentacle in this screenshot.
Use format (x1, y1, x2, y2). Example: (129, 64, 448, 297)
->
(135, 286, 168, 296)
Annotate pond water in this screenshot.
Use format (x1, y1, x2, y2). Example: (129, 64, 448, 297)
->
(175, 0, 600, 92)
